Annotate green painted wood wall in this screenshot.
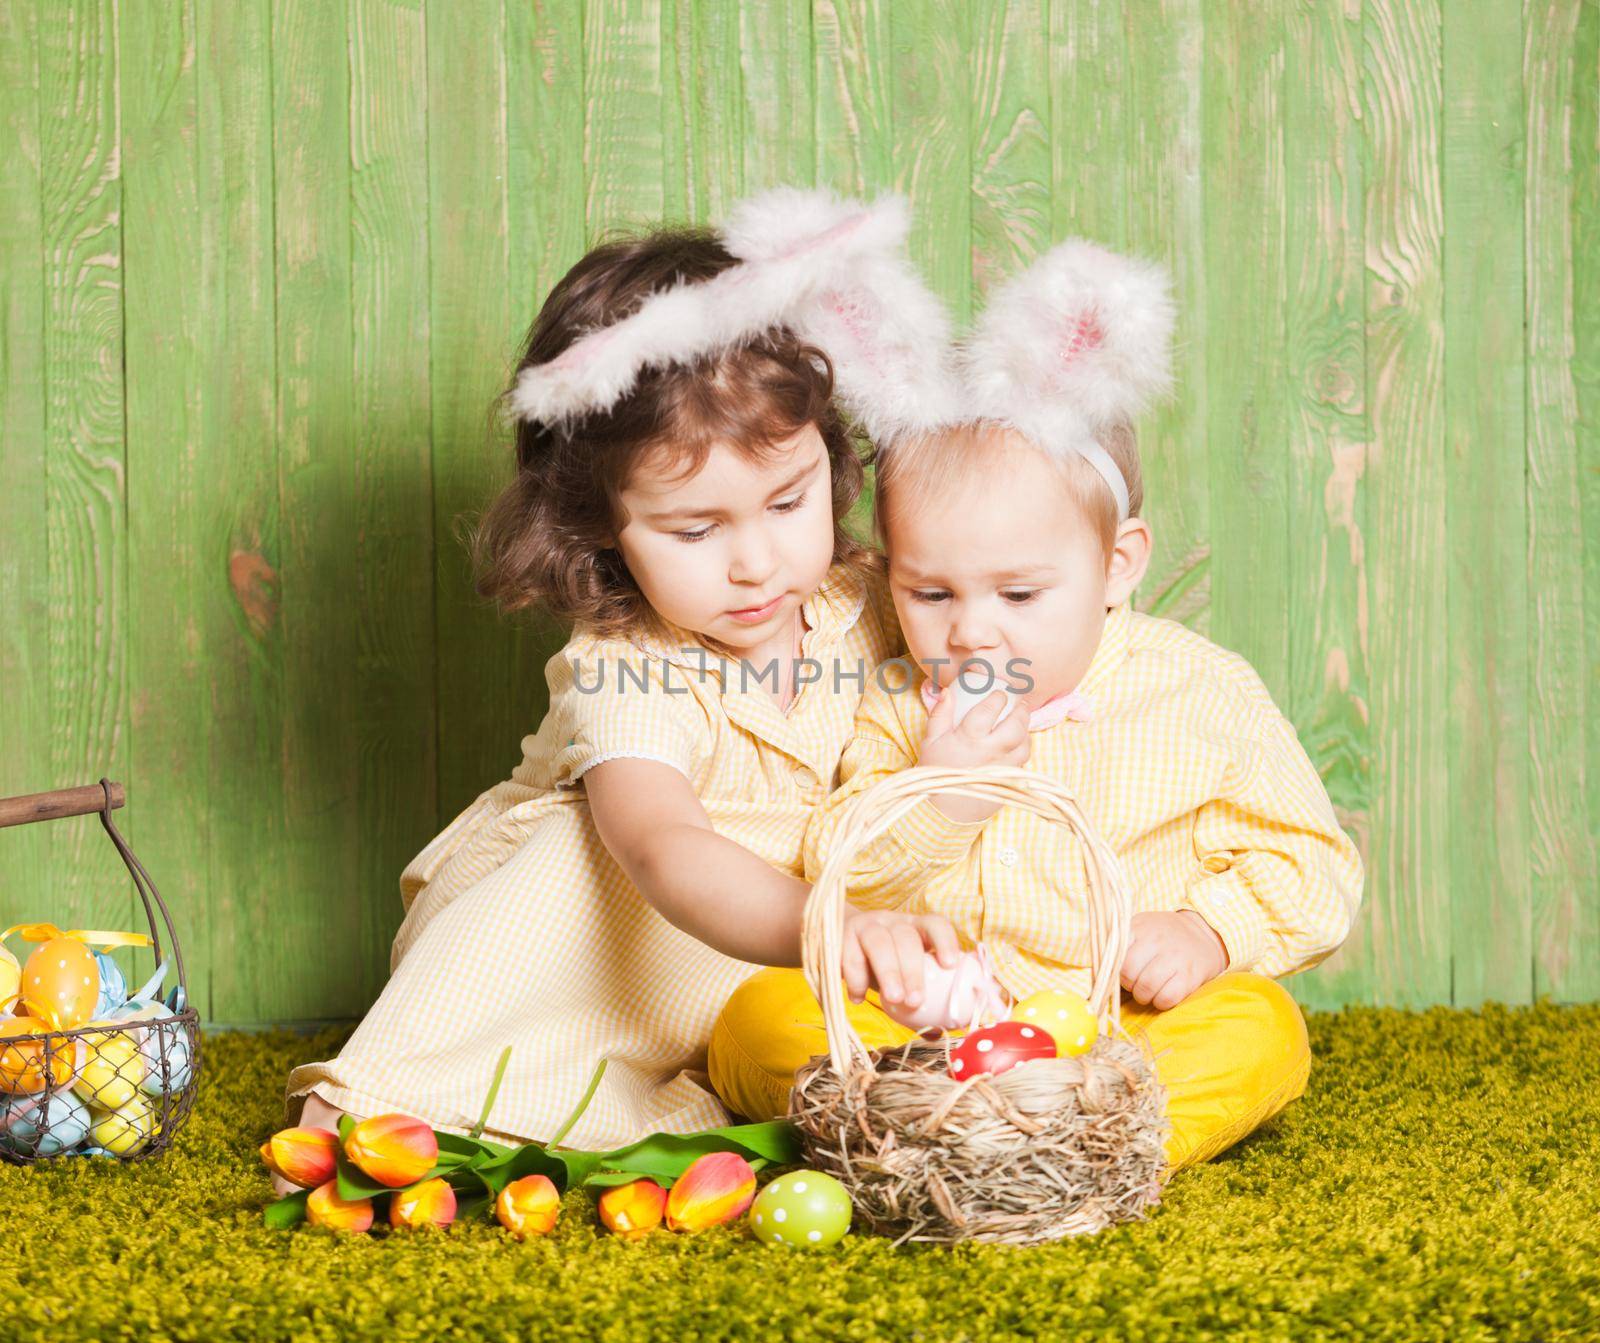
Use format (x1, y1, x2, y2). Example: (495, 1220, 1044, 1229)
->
(2, 1, 1595, 1023)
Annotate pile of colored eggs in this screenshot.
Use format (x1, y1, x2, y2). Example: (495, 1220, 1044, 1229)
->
(947, 988, 1101, 1082)
(0, 937, 191, 1160)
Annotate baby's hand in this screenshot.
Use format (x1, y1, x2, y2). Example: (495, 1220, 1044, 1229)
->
(1120, 910, 1229, 1010)
(841, 906, 961, 1011)
(917, 682, 1031, 823)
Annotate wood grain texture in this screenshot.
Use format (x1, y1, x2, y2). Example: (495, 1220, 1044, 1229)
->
(1125, 1, 1209, 634)
(271, 0, 360, 1018)
(1362, 0, 1450, 1007)
(0, 0, 54, 920)
(1, 3, 1597, 1017)
(1280, 0, 1374, 1010)
(1440, 0, 1531, 1007)
(37, 0, 130, 939)
(1525, 0, 1599, 1004)
(120, 0, 211, 1016)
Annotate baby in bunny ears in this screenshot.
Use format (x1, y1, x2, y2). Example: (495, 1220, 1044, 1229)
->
(708, 236, 1366, 1175)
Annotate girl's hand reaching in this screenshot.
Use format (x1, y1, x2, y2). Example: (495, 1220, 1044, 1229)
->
(1120, 909, 1229, 1011)
(841, 906, 961, 1011)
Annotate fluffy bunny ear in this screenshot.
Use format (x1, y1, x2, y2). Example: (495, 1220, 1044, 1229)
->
(962, 239, 1174, 428)
(512, 180, 953, 435)
(510, 188, 925, 428)
(958, 239, 1174, 520)
(726, 187, 961, 444)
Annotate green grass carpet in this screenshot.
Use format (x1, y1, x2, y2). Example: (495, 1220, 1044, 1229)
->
(3, 1002, 1597, 1342)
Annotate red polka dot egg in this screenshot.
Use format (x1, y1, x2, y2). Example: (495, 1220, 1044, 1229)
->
(948, 1020, 1056, 1081)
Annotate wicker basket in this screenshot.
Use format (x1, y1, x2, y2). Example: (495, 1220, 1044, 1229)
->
(0, 779, 202, 1164)
(788, 764, 1169, 1246)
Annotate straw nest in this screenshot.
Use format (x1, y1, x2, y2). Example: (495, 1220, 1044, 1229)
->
(788, 765, 1171, 1246)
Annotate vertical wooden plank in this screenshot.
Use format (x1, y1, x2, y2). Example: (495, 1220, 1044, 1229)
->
(272, 0, 361, 1018)
(428, 0, 520, 832)
(193, 0, 285, 1024)
(740, 0, 815, 192)
(503, 2, 589, 779)
(969, 0, 1049, 299)
(349, 0, 436, 1003)
(1526, 0, 1600, 1004)
(1362, 0, 1449, 1006)
(813, 0, 893, 199)
(120, 0, 210, 1013)
(1202, 1, 1290, 702)
(1048, 0, 1127, 250)
(585, 0, 667, 236)
(891, 1, 971, 324)
(0, 0, 52, 909)
(1576, 0, 1600, 1008)
(1279, 1, 1376, 1011)
(1438, 1, 1531, 1006)
(1125, 2, 1210, 634)
(37, 0, 130, 936)
(662, 0, 740, 222)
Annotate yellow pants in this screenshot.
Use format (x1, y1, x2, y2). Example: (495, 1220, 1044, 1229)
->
(707, 969, 1311, 1175)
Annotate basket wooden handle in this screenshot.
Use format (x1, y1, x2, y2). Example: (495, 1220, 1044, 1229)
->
(801, 764, 1134, 1078)
(0, 782, 126, 830)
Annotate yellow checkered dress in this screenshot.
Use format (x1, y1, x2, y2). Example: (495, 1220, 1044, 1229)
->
(802, 601, 1365, 1000)
(286, 562, 899, 1149)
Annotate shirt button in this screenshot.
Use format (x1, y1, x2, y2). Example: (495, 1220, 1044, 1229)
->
(997, 847, 1019, 867)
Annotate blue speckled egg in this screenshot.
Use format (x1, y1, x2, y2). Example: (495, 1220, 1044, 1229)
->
(1, 1090, 92, 1157)
(91, 952, 128, 1018)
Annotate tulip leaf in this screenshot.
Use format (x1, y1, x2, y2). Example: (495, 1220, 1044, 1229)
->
(473, 1141, 571, 1196)
(334, 1149, 394, 1202)
(337, 1113, 356, 1145)
(581, 1121, 801, 1189)
(263, 1190, 310, 1230)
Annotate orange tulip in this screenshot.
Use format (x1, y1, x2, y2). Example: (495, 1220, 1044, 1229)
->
(342, 1113, 438, 1188)
(389, 1177, 457, 1231)
(665, 1152, 756, 1232)
(496, 1173, 560, 1239)
(598, 1178, 667, 1241)
(306, 1180, 374, 1233)
(259, 1126, 339, 1189)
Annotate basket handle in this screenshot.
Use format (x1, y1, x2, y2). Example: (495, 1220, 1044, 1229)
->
(0, 779, 187, 999)
(801, 764, 1134, 1078)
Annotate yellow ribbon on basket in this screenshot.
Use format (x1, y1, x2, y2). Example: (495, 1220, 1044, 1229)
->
(0, 923, 153, 1023)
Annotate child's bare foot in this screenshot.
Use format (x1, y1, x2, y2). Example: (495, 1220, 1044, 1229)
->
(268, 1091, 361, 1199)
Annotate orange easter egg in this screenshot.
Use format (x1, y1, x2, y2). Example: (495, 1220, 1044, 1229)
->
(22, 938, 100, 1030)
(0, 1016, 78, 1093)
(0, 946, 20, 1012)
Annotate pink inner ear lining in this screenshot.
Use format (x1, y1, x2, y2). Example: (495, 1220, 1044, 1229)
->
(1058, 307, 1106, 365)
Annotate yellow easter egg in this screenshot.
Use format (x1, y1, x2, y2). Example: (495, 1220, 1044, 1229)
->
(1010, 990, 1099, 1057)
(90, 1093, 157, 1156)
(74, 1025, 146, 1110)
(0, 1015, 78, 1093)
(22, 938, 100, 1030)
(0, 945, 20, 1012)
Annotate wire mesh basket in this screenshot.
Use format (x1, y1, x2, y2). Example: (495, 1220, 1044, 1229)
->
(0, 779, 202, 1163)
(788, 764, 1169, 1246)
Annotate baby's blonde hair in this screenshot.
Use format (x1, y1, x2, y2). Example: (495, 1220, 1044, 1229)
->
(873, 419, 1143, 563)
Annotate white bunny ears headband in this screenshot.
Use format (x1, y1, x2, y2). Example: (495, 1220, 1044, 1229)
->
(511, 187, 1175, 522)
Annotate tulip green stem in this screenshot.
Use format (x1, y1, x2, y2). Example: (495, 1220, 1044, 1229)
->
(469, 1046, 514, 1142)
(546, 1057, 608, 1150)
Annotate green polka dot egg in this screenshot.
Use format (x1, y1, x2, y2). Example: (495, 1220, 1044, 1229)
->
(1010, 989, 1099, 1056)
(748, 1171, 852, 1248)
